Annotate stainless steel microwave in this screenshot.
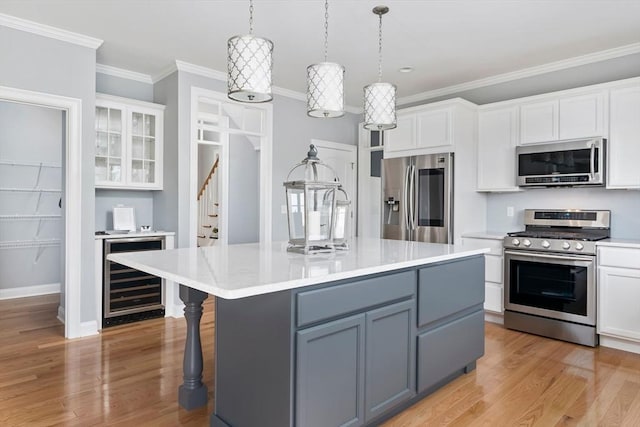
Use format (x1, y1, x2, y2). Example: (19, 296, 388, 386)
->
(516, 137, 606, 187)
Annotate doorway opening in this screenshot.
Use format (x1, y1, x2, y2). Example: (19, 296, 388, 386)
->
(190, 88, 272, 246)
(0, 86, 83, 338)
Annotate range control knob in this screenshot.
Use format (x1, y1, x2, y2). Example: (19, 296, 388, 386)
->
(562, 241, 571, 250)
(541, 240, 551, 248)
(511, 238, 520, 246)
(576, 242, 584, 251)
(523, 239, 532, 247)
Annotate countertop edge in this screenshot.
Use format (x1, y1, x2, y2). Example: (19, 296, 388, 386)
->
(95, 231, 175, 240)
(596, 239, 640, 249)
(108, 247, 489, 300)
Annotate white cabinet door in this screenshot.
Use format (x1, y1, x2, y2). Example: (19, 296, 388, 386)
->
(477, 107, 519, 191)
(558, 92, 606, 140)
(598, 266, 640, 341)
(384, 114, 416, 152)
(608, 84, 640, 189)
(519, 100, 558, 144)
(416, 108, 452, 150)
(96, 94, 164, 190)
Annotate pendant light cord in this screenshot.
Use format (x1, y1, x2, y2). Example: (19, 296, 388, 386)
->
(324, 0, 329, 62)
(378, 11, 383, 82)
(249, 0, 254, 34)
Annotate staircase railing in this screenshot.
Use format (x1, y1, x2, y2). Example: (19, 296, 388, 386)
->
(197, 155, 219, 201)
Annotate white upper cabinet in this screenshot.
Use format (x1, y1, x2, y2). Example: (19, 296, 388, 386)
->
(608, 83, 640, 189)
(384, 113, 416, 152)
(95, 94, 165, 190)
(559, 92, 606, 139)
(384, 100, 473, 158)
(519, 90, 607, 145)
(416, 108, 453, 150)
(477, 106, 520, 192)
(519, 99, 558, 144)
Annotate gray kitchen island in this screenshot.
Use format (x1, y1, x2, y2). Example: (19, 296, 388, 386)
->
(108, 238, 489, 427)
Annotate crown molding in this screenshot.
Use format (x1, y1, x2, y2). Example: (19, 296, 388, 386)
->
(162, 60, 362, 114)
(0, 13, 102, 49)
(152, 63, 178, 83)
(397, 42, 640, 106)
(96, 64, 153, 84)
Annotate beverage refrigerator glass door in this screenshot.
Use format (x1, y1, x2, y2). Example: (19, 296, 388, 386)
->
(504, 250, 596, 326)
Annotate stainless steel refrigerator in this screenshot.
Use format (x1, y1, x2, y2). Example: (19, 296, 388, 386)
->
(381, 153, 453, 243)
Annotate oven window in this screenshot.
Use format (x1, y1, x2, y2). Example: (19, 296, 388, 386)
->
(509, 259, 588, 316)
(519, 148, 598, 176)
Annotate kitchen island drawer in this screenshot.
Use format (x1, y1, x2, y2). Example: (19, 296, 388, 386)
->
(296, 270, 416, 328)
(418, 256, 484, 327)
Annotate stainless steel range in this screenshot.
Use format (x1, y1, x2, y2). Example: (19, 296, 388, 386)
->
(504, 209, 611, 347)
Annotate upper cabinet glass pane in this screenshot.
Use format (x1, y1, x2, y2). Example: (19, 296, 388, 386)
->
(109, 109, 122, 132)
(144, 114, 155, 137)
(132, 112, 143, 136)
(96, 107, 108, 131)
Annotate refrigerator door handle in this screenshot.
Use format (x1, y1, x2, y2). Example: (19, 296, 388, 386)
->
(402, 165, 410, 230)
(409, 164, 416, 230)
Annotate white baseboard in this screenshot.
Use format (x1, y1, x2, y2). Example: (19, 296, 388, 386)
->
(80, 320, 99, 337)
(57, 305, 65, 324)
(600, 335, 640, 355)
(167, 302, 185, 318)
(0, 283, 60, 300)
(485, 311, 504, 325)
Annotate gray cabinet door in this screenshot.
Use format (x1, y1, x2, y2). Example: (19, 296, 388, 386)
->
(417, 309, 485, 393)
(296, 314, 366, 427)
(365, 300, 416, 422)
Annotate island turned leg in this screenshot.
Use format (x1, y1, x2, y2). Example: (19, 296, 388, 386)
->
(178, 285, 209, 410)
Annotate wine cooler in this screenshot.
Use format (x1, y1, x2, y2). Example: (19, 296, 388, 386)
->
(103, 236, 165, 327)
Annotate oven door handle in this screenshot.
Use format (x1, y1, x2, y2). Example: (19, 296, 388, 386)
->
(504, 249, 594, 263)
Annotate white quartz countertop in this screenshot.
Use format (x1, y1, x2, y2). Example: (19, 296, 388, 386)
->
(596, 238, 640, 249)
(107, 238, 490, 299)
(95, 230, 175, 240)
(461, 231, 509, 240)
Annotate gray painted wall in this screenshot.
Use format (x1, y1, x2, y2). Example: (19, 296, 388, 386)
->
(228, 133, 259, 244)
(399, 53, 640, 238)
(96, 72, 154, 102)
(0, 101, 63, 290)
(487, 188, 640, 239)
(0, 26, 96, 321)
(94, 189, 154, 231)
(152, 72, 180, 239)
(152, 70, 360, 248)
(400, 52, 640, 107)
(95, 71, 156, 231)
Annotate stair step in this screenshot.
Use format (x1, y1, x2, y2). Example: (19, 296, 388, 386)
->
(197, 235, 206, 238)
(214, 203, 219, 206)
(208, 214, 218, 217)
(202, 225, 212, 228)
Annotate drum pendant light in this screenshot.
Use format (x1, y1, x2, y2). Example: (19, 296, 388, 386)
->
(227, 0, 273, 103)
(307, 0, 345, 118)
(363, 6, 397, 130)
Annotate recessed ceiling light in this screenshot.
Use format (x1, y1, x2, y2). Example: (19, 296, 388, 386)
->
(398, 66, 413, 73)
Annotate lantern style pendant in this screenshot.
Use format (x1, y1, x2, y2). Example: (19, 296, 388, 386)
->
(307, 0, 345, 118)
(227, 0, 273, 103)
(363, 5, 397, 130)
(284, 145, 343, 254)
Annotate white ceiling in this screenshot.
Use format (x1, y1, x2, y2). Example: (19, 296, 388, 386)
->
(1, 0, 640, 107)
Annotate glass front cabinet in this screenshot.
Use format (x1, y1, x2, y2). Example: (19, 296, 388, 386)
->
(95, 94, 164, 190)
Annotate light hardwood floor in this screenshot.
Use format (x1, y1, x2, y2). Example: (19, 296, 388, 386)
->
(1, 295, 640, 426)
